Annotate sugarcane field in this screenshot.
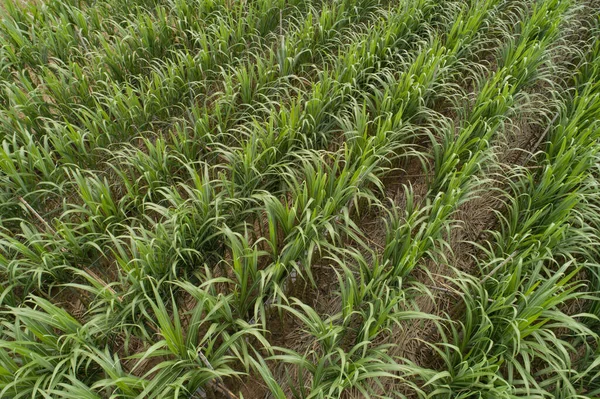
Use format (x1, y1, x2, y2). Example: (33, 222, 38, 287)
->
(1, 0, 600, 397)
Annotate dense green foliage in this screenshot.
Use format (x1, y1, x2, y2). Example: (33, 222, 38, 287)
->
(0, 0, 599, 397)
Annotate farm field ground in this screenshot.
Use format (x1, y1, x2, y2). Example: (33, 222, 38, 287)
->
(1, 0, 600, 397)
